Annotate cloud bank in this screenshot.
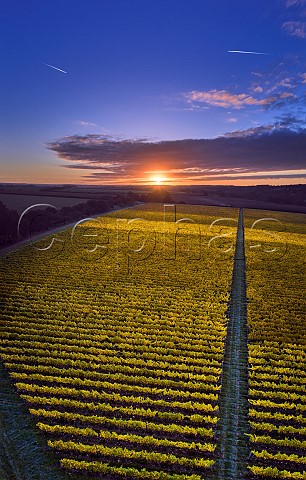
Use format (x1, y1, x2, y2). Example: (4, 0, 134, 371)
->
(47, 120, 306, 183)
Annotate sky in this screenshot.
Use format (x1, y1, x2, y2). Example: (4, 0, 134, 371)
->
(1, 0, 306, 186)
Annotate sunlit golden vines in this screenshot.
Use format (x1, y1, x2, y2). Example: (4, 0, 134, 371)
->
(245, 209, 306, 479)
(0, 204, 237, 479)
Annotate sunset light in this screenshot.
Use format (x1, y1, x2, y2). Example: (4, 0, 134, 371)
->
(1, 0, 306, 187)
(151, 175, 167, 185)
(1, 3, 306, 479)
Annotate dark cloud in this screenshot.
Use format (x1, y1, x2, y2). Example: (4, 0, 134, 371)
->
(47, 124, 306, 182)
(274, 113, 306, 127)
(225, 115, 306, 137)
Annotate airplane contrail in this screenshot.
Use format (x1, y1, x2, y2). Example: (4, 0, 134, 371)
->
(228, 50, 273, 55)
(43, 63, 67, 73)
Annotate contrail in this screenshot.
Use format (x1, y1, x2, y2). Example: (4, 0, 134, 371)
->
(43, 63, 67, 74)
(228, 50, 272, 55)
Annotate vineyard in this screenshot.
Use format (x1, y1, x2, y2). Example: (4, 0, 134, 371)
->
(244, 210, 306, 479)
(0, 204, 237, 479)
(0, 204, 305, 479)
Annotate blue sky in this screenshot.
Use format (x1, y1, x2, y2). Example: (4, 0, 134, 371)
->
(1, 0, 306, 184)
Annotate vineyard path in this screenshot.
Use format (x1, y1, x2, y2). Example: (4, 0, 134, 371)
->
(213, 207, 250, 480)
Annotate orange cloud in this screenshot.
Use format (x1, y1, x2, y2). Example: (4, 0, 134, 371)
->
(279, 92, 296, 98)
(185, 89, 277, 109)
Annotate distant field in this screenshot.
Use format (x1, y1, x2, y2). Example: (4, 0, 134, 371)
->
(171, 193, 306, 214)
(0, 194, 90, 214)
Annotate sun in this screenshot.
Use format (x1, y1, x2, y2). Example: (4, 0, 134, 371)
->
(151, 175, 167, 185)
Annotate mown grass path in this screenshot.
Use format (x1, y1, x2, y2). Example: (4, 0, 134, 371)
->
(213, 208, 249, 480)
(0, 363, 69, 480)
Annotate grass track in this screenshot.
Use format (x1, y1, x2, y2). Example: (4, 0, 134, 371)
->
(0, 360, 70, 479)
(213, 208, 250, 479)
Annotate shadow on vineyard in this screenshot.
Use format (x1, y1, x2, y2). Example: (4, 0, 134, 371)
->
(0, 362, 71, 480)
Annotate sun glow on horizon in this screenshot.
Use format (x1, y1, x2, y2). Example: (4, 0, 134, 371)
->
(150, 175, 168, 185)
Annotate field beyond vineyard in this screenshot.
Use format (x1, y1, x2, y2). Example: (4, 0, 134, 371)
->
(0, 204, 305, 480)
